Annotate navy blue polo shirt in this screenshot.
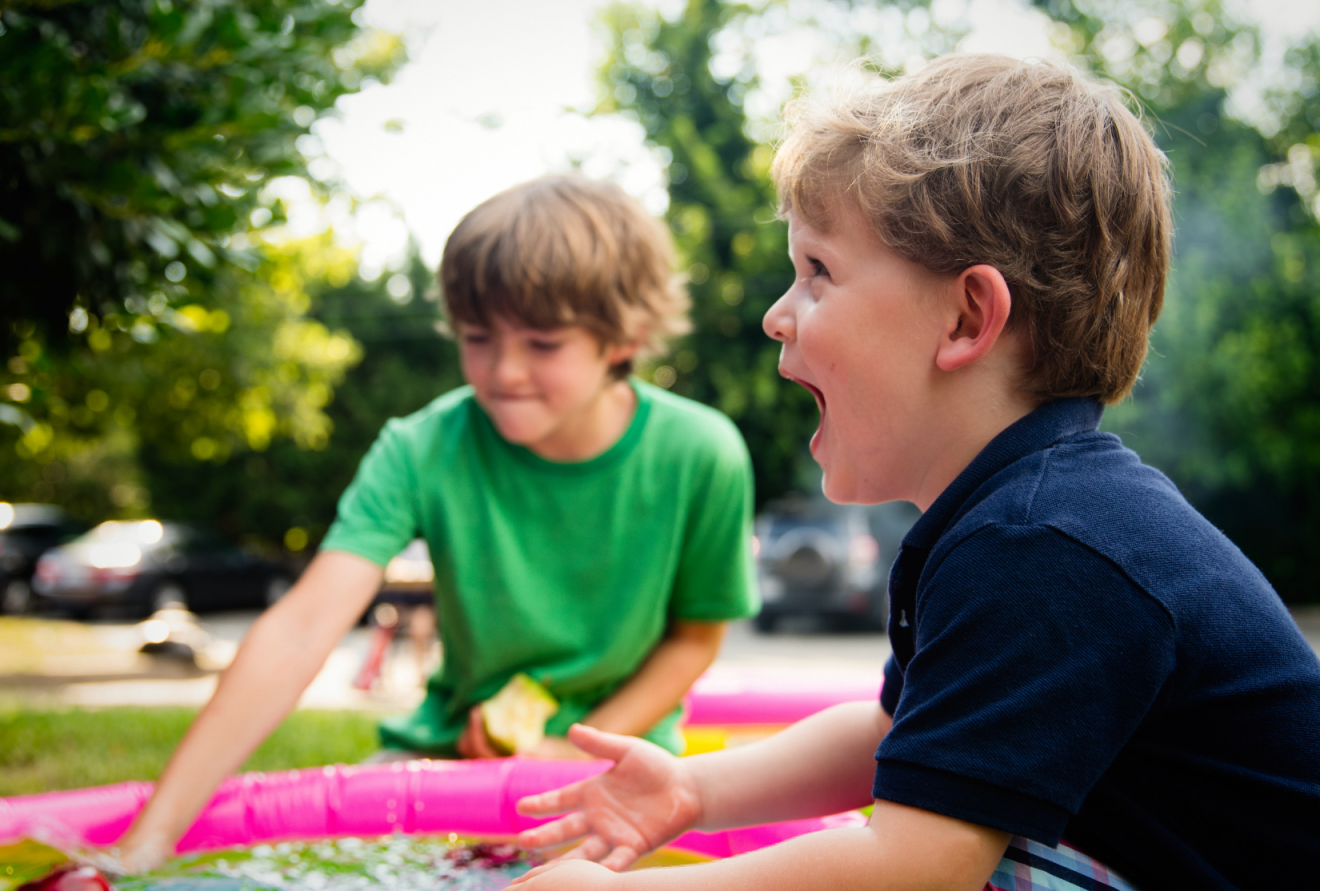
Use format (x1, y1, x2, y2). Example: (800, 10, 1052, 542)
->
(874, 398, 1320, 891)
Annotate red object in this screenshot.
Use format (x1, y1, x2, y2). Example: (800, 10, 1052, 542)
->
(17, 865, 111, 891)
(352, 621, 399, 690)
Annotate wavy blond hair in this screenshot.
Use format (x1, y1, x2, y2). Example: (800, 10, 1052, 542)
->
(439, 175, 690, 377)
(773, 54, 1172, 404)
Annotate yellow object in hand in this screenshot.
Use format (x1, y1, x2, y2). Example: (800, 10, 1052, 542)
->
(481, 673, 559, 755)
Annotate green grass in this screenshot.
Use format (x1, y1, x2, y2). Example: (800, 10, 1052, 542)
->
(0, 706, 383, 796)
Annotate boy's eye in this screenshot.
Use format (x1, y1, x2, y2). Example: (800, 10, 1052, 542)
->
(807, 256, 830, 278)
(529, 339, 563, 353)
(461, 331, 491, 346)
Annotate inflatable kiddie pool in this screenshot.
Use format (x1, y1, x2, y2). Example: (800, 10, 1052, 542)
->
(0, 667, 879, 872)
(681, 665, 883, 754)
(0, 758, 865, 866)
(2, 670, 887, 871)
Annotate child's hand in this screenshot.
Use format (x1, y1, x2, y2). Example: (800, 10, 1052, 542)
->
(456, 706, 502, 759)
(509, 859, 621, 889)
(515, 724, 702, 871)
(107, 828, 173, 875)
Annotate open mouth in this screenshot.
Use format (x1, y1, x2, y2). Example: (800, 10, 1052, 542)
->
(786, 374, 826, 416)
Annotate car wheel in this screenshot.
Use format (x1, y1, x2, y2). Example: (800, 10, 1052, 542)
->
(753, 609, 779, 634)
(2, 579, 31, 615)
(264, 575, 292, 607)
(150, 581, 188, 613)
(831, 596, 888, 633)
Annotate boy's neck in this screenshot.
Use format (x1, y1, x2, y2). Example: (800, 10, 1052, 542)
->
(909, 385, 1039, 512)
(524, 379, 638, 463)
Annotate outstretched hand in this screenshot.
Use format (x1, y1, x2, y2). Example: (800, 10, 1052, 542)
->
(512, 724, 702, 874)
(107, 829, 173, 876)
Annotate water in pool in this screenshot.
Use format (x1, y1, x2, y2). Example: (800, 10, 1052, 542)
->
(2, 835, 709, 890)
(114, 836, 539, 891)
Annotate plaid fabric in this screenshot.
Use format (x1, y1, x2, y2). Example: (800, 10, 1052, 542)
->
(986, 837, 1139, 891)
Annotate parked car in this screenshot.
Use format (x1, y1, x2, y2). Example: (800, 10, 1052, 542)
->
(752, 498, 920, 632)
(0, 502, 86, 614)
(32, 519, 293, 617)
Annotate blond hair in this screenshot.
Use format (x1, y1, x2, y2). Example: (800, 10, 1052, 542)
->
(773, 54, 1172, 404)
(439, 175, 689, 376)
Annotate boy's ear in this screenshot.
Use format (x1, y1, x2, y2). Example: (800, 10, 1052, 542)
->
(935, 264, 1014, 373)
(603, 339, 642, 366)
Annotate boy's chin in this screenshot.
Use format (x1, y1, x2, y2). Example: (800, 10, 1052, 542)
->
(820, 472, 859, 505)
(820, 469, 884, 506)
(493, 424, 548, 447)
(482, 406, 551, 444)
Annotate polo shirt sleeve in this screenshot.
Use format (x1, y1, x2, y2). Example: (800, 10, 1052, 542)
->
(319, 419, 420, 567)
(872, 524, 1175, 844)
(666, 422, 760, 622)
(880, 654, 904, 717)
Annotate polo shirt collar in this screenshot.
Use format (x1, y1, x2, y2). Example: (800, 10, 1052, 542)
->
(902, 398, 1104, 549)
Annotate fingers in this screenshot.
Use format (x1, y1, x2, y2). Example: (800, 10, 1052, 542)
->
(559, 835, 611, 863)
(456, 708, 479, 758)
(460, 706, 501, 759)
(509, 860, 559, 885)
(517, 811, 590, 850)
(598, 845, 640, 872)
(473, 725, 501, 759)
(516, 780, 585, 817)
(565, 723, 638, 762)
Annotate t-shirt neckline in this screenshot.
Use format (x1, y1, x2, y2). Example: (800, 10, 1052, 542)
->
(474, 379, 652, 475)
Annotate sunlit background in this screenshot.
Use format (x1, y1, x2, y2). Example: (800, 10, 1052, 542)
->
(301, 0, 1320, 273)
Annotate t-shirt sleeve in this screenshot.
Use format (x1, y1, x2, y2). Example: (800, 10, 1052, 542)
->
(319, 419, 421, 567)
(667, 422, 760, 622)
(872, 524, 1175, 843)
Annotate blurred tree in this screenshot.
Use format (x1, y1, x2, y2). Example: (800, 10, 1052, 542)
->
(0, 0, 406, 528)
(140, 248, 462, 549)
(1037, 0, 1320, 600)
(0, 0, 400, 346)
(596, 0, 821, 507)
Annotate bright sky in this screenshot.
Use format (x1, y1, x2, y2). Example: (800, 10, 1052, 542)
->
(283, 0, 1320, 281)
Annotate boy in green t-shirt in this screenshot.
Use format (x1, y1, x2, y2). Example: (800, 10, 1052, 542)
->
(115, 175, 759, 871)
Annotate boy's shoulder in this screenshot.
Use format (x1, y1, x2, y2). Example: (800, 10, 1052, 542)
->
(377, 386, 478, 440)
(639, 380, 743, 434)
(635, 380, 751, 465)
(939, 420, 1276, 615)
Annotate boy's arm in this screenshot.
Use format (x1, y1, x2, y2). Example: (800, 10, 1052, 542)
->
(534, 620, 725, 757)
(515, 706, 1007, 890)
(518, 701, 889, 866)
(516, 802, 1009, 891)
(114, 550, 383, 871)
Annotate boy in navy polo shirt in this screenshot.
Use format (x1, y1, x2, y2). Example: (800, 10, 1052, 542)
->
(508, 54, 1320, 891)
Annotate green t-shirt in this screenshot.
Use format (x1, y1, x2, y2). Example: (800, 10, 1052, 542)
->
(320, 380, 759, 755)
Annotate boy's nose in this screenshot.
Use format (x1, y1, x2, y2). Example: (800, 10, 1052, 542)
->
(762, 290, 796, 343)
(491, 345, 530, 387)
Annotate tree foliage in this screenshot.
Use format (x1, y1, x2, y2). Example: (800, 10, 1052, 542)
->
(0, 0, 400, 344)
(597, 0, 820, 507)
(1037, 0, 1320, 598)
(140, 252, 462, 548)
(0, 0, 408, 528)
